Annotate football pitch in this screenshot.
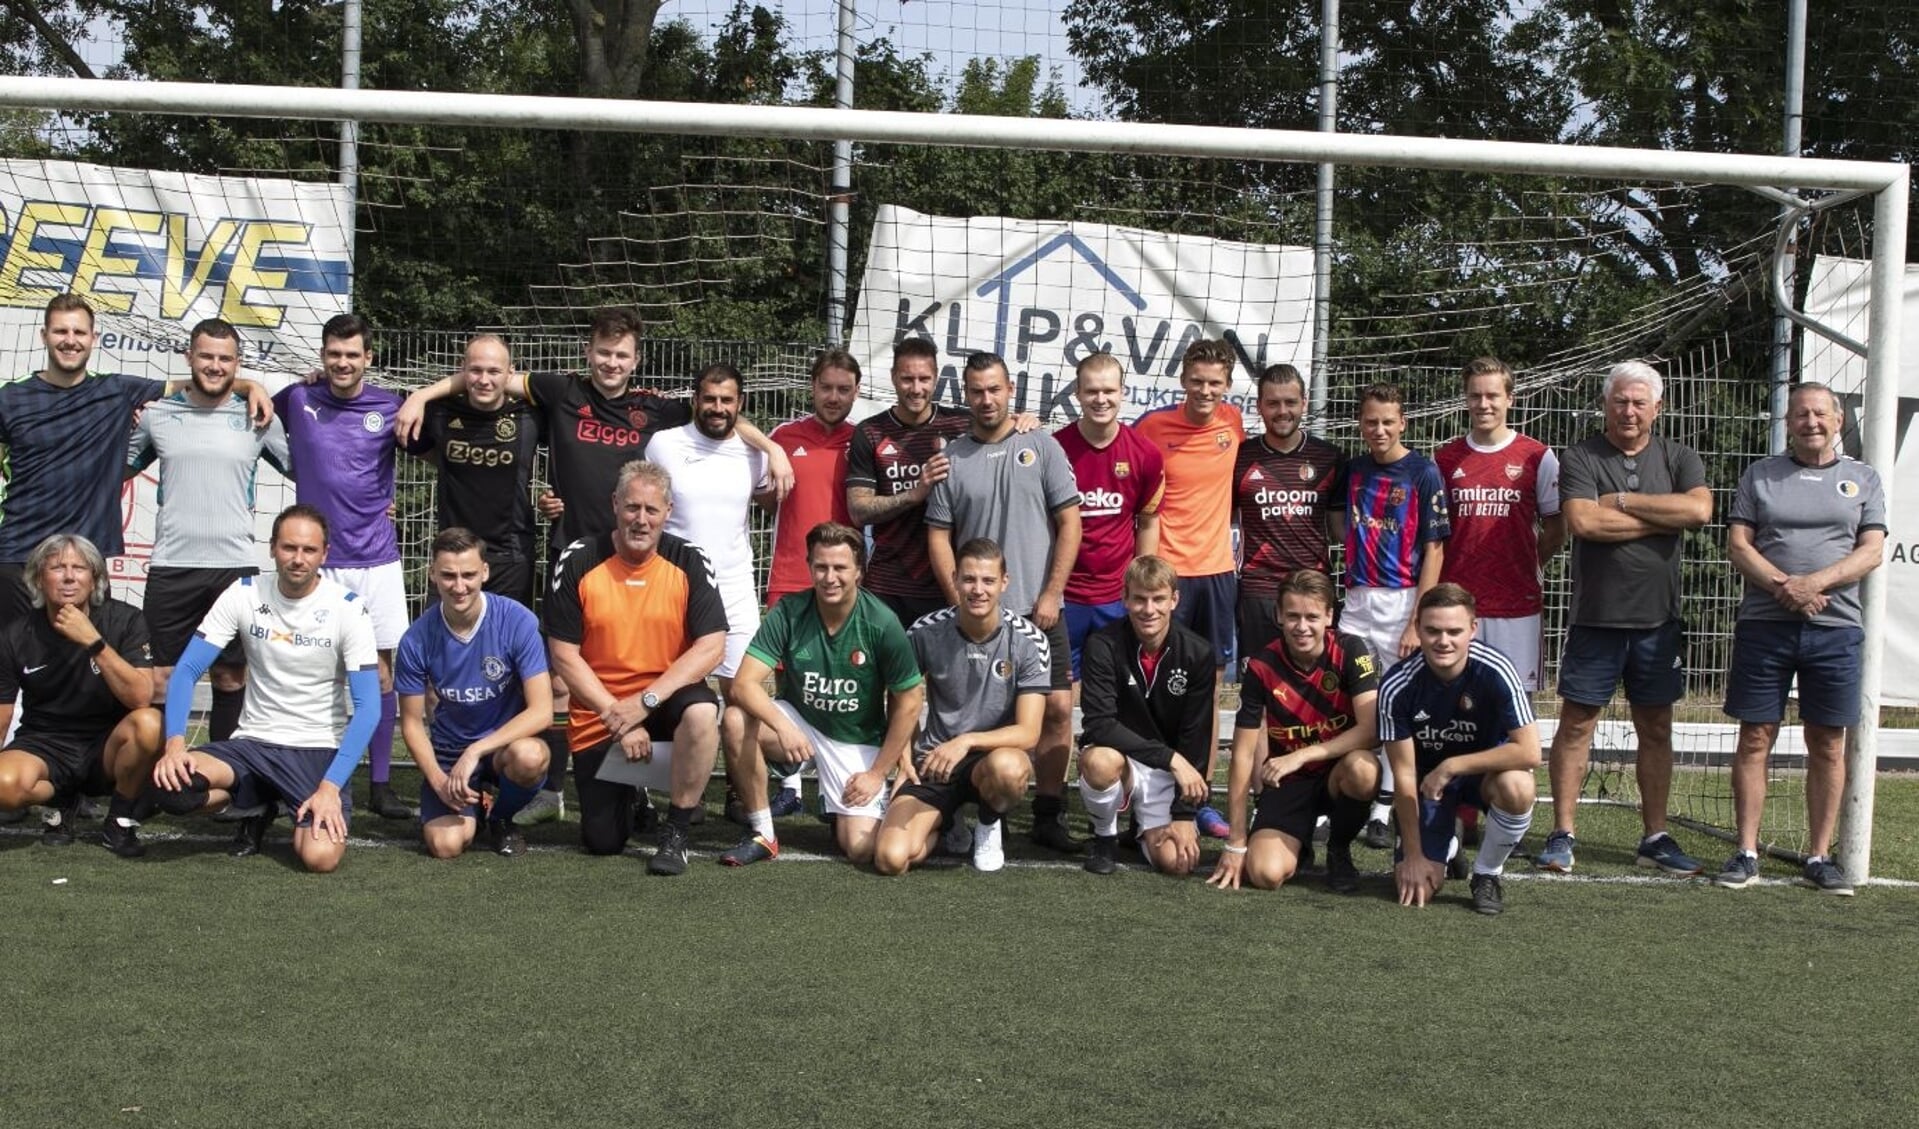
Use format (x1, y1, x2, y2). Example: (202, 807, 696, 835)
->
(5, 775, 1917, 1129)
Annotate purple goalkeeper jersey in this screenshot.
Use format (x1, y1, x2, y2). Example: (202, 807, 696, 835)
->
(274, 380, 404, 568)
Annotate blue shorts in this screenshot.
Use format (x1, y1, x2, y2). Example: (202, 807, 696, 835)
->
(417, 750, 504, 823)
(1557, 621, 1685, 708)
(1063, 600, 1126, 682)
(200, 738, 350, 829)
(1393, 774, 1486, 866)
(1724, 619, 1864, 728)
(1174, 571, 1237, 671)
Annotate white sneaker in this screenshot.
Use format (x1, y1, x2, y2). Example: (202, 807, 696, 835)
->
(940, 816, 973, 856)
(514, 790, 565, 826)
(972, 820, 1005, 872)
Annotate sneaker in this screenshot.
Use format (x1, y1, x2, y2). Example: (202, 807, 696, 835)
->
(630, 796, 659, 840)
(100, 819, 146, 859)
(768, 788, 805, 819)
(1361, 818, 1392, 851)
(1535, 829, 1576, 873)
(230, 804, 276, 858)
(1196, 805, 1231, 840)
(75, 795, 103, 820)
(648, 821, 689, 876)
(0, 806, 25, 825)
(40, 796, 79, 846)
(1084, 834, 1119, 876)
(939, 816, 972, 856)
(366, 782, 418, 821)
(972, 820, 1005, 872)
(1799, 857, 1855, 897)
(1713, 851, 1760, 889)
(1030, 812, 1081, 855)
(487, 819, 526, 857)
(1635, 833, 1703, 876)
(513, 790, 564, 827)
(1469, 871, 1504, 916)
(722, 788, 749, 827)
(1325, 842, 1359, 894)
(719, 834, 778, 867)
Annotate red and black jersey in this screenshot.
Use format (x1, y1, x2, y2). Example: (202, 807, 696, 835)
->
(1233, 433, 1346, 597)
(844, 404, 970, 599)
(1234, 630, 1379, 773)
(525, 371, 690, 548)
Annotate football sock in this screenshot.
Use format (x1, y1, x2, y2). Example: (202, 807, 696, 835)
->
(541, 721, 569, 792)
(780, 773, 802, 799)
(107, 792, 137, 827)
(748, 808, 775, 841)
(209, 686, 244, 742)
(1473, 804, 1533, 876)
(1329, 794, 1368, 847)
(1370, 749, 1394, 824)
(977, 805, 1003, 827)
(492, 778, 540, 824)
(369, 691, 398, 784)
(667, 804, 697, 831)
(1078, 778, 1123, 838)
(1033, 792, 1064, 823)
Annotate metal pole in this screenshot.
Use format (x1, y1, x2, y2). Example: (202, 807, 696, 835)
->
(1839, 168, 1908, 885)
(1769, 0, 1807, 454)
(339, 0, 362, 263)
(1311, 0, 1338, 430)
(824, 0, 857, 344)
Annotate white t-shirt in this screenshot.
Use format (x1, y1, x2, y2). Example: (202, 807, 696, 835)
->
(196, 574, 381, 747)
(649, 422, 770, 596)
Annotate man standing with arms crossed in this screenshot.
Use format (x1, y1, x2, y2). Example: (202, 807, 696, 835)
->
(127, 318, 291, 746)
(273, 313, 414, 820)
(1715, 383, 1883, 895)
(1434, 356, 1564, 692)
(1536, 360, 1712, 876)
(926, 352, 1082, 854)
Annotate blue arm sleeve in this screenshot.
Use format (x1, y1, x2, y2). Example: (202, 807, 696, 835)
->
(165, 637, 223, 739)
(325, 668, 384, 789)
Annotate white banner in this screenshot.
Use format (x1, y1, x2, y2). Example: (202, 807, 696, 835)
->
(1801, 254, 1917, 705)
(0, 159, 353, 597)
(847, 206, 1315, 424)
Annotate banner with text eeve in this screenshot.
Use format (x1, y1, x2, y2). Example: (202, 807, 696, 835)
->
(847, 206, 1315, 426)
(0, 159, 354, 598)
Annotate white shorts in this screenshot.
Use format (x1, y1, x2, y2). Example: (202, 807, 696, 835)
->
(1342, 585, 1419, 668)
(772, 701, 883, 819)
(1476, 615, 1543, 692)
(1126, 757, 1176, 833)
(324, 561, 408, 650)
(718, 582, 761, 679)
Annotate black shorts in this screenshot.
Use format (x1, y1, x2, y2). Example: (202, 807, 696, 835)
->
(1251, 769, 1338, 844)
(1024, 612, 1073, 692)
(896, 748, 990, 815)
(145, 565, 256, 666)
(1236, 594, 1281, 676)
(874, 590, 947, 633)
(9, 730, 114, 797)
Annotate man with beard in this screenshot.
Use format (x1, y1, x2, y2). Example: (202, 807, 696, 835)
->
(765, 349, 862, 606)
(126, 318, 291, 747)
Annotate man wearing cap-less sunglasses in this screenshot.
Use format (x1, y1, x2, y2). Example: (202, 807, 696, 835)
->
(1536, 360, 1712, 878)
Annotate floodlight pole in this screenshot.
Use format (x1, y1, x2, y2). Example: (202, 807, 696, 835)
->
(1311, 0, 1338, 432)
(824, 0, 857, 343)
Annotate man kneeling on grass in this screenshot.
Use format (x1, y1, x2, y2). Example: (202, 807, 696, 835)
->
(397, 528, 552, 859)
(719, 522, 923, 867)
(872, 538, 1047, 875)
(1075, 554, 1216, 877)
(1378, 584, 1540, 915)
(1209, 568, 1380, 894)
(140, 505, 381, 873)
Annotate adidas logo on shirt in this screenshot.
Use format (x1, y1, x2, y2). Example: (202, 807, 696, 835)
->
(794, 446, 809, 456)
(1247, 467, 1264, 480)
(1414, 709, 1431, 721)
(1451, 467, 1466, 479)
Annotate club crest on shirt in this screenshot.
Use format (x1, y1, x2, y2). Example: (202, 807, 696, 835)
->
(1016, 448, 1037, 467)
(1459, 693, 1475, 712)
(362, 411, 384, 433)
(1167, 668, 1188, 696)
(1114, 460, 1131, 479)
(850, 649, 868, 667)
(1317, 670, 1340, 693)
(227, 413, 250, 432)
(1299, 464, 1316, 481)
(1504, 463, 1523, 481)
(626, 407, 650, 430)
(482, 655, 506, 681)
(1838, 479, 1860, 498)
(1388, 486, 1407, 506)
(1214, 433, 1231, 450)
(993, 659, 1013, 679)
(496, 416, 517, 441)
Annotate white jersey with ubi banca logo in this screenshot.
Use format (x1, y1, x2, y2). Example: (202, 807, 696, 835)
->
(193, 574, 380, 748)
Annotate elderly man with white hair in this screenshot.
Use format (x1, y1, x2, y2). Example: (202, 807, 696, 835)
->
(1535, 360, 1712, 877)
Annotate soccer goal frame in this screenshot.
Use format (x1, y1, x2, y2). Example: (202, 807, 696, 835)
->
(0, 75, 1906, 881)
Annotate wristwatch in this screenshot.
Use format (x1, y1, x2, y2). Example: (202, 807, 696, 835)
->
(85, 638, 107, 657)
(640, 690, 660, 711)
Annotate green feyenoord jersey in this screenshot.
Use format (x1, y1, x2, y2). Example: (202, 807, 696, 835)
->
(747, 588, 923, 745)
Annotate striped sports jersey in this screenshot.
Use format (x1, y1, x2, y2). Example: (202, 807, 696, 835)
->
(0, 371, 166, 562)
(1134, 401, 1244, 576)
(1435, 433, 1559, 618)
(1344, 451, 1449, 589)
(845, 405, 970, 599)
(544, 531, 728, 753)
(765, 415, 855, 604)
(1233, 432, 1347, 596)
(1235, 631, 1379, 775)
(1377, 639, 1534, 777)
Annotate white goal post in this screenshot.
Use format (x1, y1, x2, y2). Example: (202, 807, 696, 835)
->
(0, 75, 1906, 880)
